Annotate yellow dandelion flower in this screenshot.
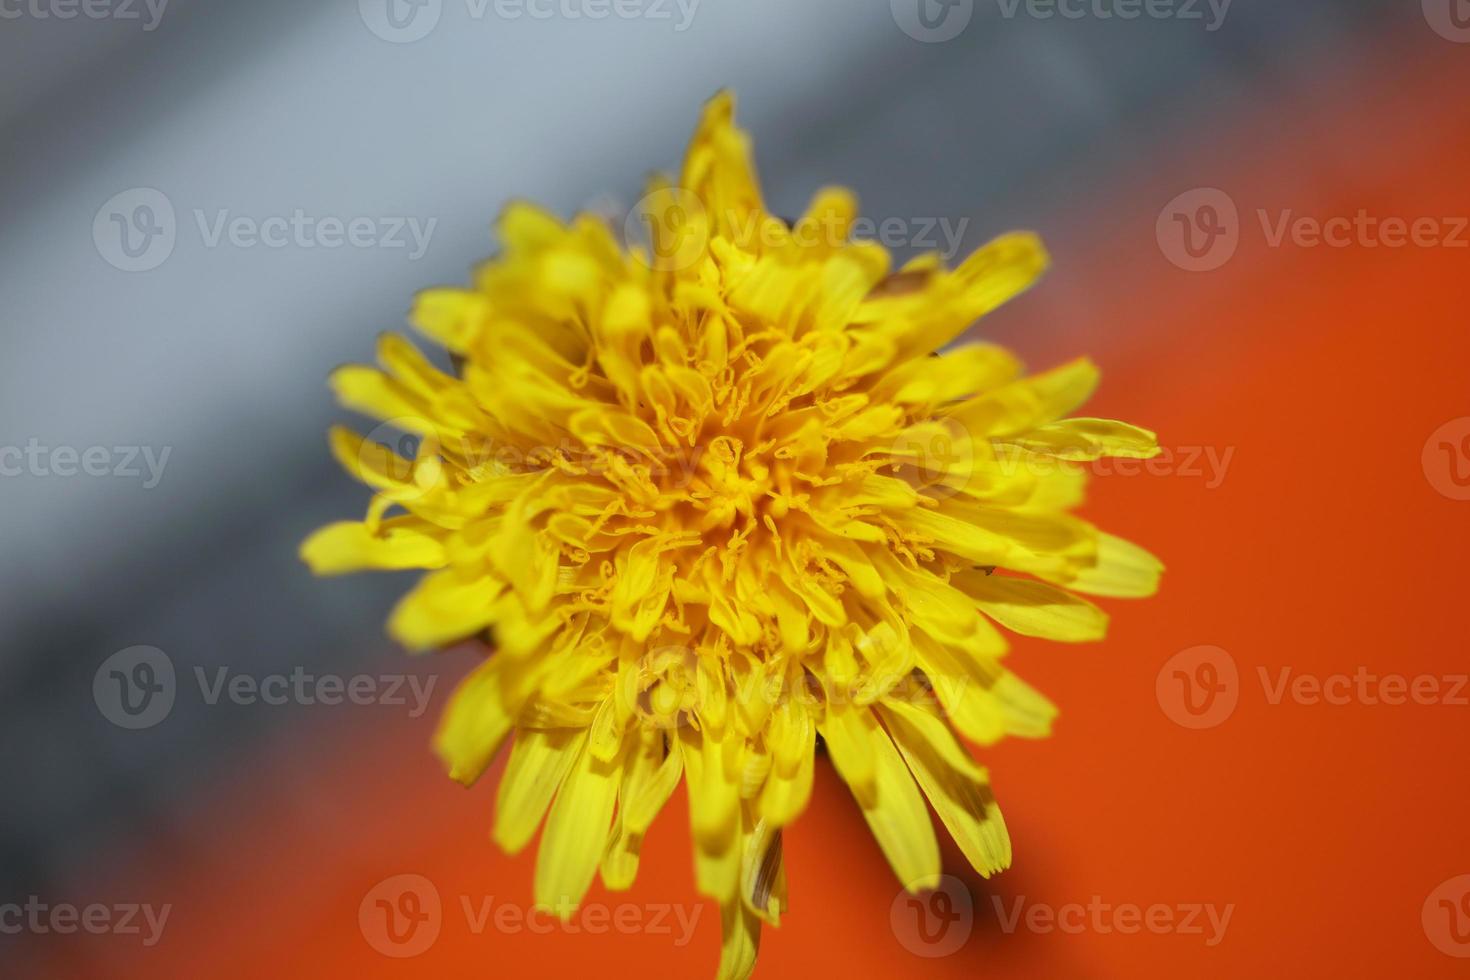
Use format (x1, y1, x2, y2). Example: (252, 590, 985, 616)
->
(302, 92, 1162, 978)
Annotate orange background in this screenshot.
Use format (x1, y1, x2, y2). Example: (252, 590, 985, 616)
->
(17, 24, 1470, 980)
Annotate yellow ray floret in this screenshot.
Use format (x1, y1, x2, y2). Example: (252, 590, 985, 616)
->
(302, 90, 1162, 980)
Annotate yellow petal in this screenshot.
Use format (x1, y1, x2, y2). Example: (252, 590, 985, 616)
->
(623, 736, 684, 835)
(1003, 418, 1161, 461)
(946, 357, 1099, 438)
(494, 728, 585, 854)
(954, 572, 1109, 643)
(1066, 533, 1165, 598)
(824, 706, 940, 890)
(496, 199, 567, 255)
(599, 821, 644, 892)
(388, 569, 504, 652)
(740, 819, 786, 926)
(409, 287, 489, 352)
(912, 635, 1057, 744)
(434, 656, 515, 786)
(535, 735, 624, 916)
(880, 702, 1012, 877)
(680, 90, 765, 244)
(817, 701, 877, 803)
(757, 747, 814, 827)
(329, 365, 437, 431)
(717, 897, 761, 980)
(791, 186, 858, 259)
(299, 520, 445, 575)
(326, 425, 415, 491)
(680, 729, 741, 857)
(874, 343, 1023, 406)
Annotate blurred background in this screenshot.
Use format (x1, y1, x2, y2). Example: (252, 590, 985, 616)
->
(4, 0, 1470, 976)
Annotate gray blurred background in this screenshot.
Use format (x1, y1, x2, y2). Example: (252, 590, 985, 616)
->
(0, 0, 1401, 927)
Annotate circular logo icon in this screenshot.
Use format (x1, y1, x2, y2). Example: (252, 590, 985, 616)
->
(94, 646, 176, 730)
(1423, 875, 1470, 957)
(1156, 188, 1239, 272)
(628, 645, 702, 732)
(891, 0, 974, 43)
(624, 187, 709, 272)
(360, 419, 448, 502)
(359, 0, 442, 43)
(1422, 417, 1470, 501)
(359, 874, 442, 957)
(1423, 0, 1470, 42)
(890, 874, 973, 958)
(1156, 645, 1238, 730)
(887, 417, 977, 501)
(93, 188, 176, 272)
